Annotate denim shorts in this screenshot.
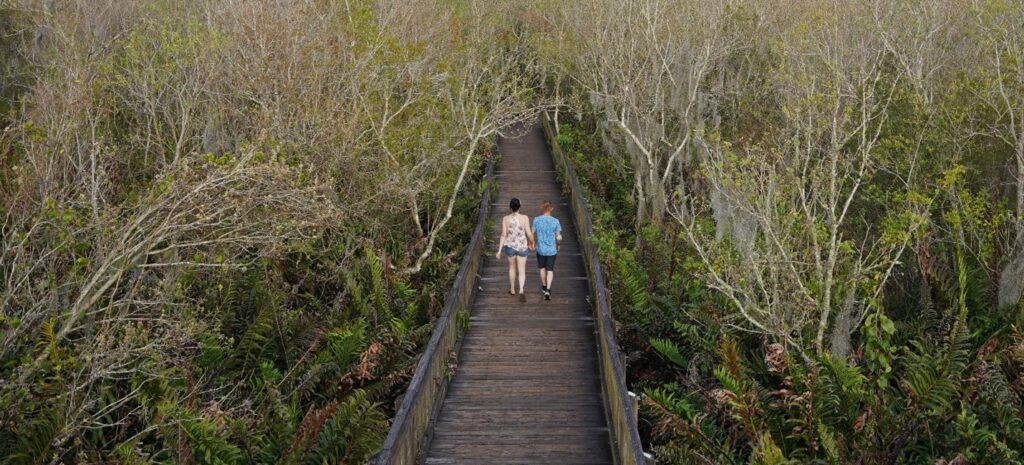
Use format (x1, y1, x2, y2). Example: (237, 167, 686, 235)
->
(503, 245, 529, 257)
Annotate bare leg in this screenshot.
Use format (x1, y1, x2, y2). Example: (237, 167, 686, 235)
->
(538, 268, 547, 289)
(516, 256, 527, 294)
(507, 256, 517, 294)
(546, 270, 554, 291)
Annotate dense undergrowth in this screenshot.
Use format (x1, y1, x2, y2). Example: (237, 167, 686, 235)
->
(0, 1, 531, 463)
(4, 0, 1024, 463)
(525, 1, 1024, 462)
(557, 118, 1024, 464)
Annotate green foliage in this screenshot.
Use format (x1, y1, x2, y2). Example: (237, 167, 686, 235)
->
(815, 354, 867, 431)
(650, 338, 687, 369)
(1, 408, 62, 465)
(179, 411, 245, 465)
(5, 0, 1024, 463)
(748, 434, 793, 465)
(289, 390, 389, 465)
(0, 1, 491, 458)
(863, 310, 897, 388)
(557, 97, 1024, 464)
(646, 386, 697, 421)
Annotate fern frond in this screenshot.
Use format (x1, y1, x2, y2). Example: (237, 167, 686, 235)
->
(618, 260, 649, 311)
(748, 433, 796, 465)
(231, 298, 279, 372)
(2, 408, 62, 465)
(645, 386, 697, 421)
(179, 413, 244, 465)
(651, 338, 688, 369)
(300, 390, 388, 465)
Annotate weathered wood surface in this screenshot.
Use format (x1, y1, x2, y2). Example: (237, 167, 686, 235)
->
(423, 123, 614, 465)
(541, 115, 649, 465)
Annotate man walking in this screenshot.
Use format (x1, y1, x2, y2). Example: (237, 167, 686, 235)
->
(532, 201, 562, 301)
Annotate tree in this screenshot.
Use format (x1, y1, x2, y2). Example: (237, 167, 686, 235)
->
(679, 1, 926, 357)
(401, 0, 546, 273)
(974, 0, 1024, 308)
(548, 0, 738, 224)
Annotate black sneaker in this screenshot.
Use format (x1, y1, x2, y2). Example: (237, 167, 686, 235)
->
(543, 290, 551, 301)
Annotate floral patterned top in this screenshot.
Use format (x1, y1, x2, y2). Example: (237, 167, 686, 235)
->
(506, 214, 528, 251)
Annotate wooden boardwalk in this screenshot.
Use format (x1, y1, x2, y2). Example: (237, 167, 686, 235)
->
(423, 124, 613, 464)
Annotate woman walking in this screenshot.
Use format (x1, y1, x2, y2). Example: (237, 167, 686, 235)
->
(495, 198, 534, 302)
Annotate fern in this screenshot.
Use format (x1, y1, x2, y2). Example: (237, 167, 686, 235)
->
(815, 421, 840, 465)
(952, 407, 1022, 465)
(816, 353, 867, 429)
(310, 323, 367, 380)
(645, 386, 697, 421)
(180, 413, 244, 465)
(714, 366, 744, 401)
(651, 338, 688, 368)
(901, 341, 960, 417)
(1, 408, 62, 465)
(617, 259, 650, 311)
(364, 248, 390, 322)
(342, 269, 368, 321)
(301, 391, 388, 465)
(231, 294, 280, 373)
(748, 433, 795, 465)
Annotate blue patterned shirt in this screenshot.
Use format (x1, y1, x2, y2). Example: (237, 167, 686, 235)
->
(532, 215, 562, 256)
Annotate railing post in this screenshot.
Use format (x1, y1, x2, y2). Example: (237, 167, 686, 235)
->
(628, 391, 639, 425)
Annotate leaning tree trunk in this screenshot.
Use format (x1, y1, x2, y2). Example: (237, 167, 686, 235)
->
(998, 130, 1024, 309)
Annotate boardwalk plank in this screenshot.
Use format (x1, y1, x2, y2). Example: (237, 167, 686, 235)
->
(423, 124, 613, 464)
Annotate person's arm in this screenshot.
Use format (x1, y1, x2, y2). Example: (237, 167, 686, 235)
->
(529, 217, 536, 250)
(555, 221, 562, 252)
(526, 216, 536, 250)
(495, 216, 508, 258)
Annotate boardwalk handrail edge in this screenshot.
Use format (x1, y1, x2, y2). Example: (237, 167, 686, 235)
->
(541, 114, 649, 465)
(368, 149, 496, 465)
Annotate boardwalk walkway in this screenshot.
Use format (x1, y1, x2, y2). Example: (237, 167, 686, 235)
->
(423, 124, 613, 464)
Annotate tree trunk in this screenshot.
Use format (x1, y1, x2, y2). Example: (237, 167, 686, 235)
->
(409, 195, 424, 237)
(998, 129, 1024, 309)
(646, 179, 667, 224)
(1016, 125, 1024, 246)
(403, 137, 481, 275)
(829, 290, 858, 358)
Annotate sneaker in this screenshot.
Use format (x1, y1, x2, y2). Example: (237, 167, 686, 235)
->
(543, 290, 551, 301)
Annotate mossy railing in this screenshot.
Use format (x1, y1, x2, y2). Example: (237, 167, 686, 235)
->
(367, 151, 496, 465)
(541, 114, 651, 465)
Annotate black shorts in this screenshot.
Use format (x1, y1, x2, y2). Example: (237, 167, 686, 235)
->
(537, 254, 556, 270)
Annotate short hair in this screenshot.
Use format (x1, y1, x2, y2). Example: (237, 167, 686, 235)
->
(540, 201, 553, 213)
(510, 198, 521, 212)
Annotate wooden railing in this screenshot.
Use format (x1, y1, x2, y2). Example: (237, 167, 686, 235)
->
(541, 114, 651, 465)
(368, 152, 496, 465)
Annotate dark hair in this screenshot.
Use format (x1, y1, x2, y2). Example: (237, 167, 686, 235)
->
(510, 198, 521, 212)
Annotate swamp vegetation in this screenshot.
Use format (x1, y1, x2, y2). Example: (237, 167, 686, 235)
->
(1, 1, 1023, 464)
